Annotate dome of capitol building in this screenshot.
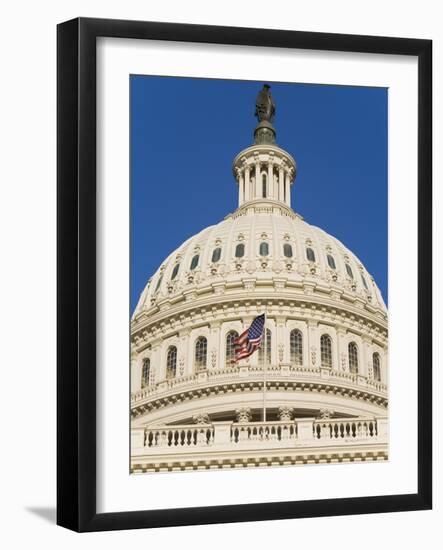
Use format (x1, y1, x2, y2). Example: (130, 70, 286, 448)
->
(130, 85, 388, 473)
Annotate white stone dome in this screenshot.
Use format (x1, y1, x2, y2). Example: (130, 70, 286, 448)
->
(133, 201, 386, 320)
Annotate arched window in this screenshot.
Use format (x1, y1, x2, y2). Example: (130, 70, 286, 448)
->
(195, 336, 207, 370)
(258, 328, 272, 365)
(155, 275, 163, 292)
(346, 264, 354, 279)
(262, 174, 267, 198)
(320, 334, 332, 368)
(348, 342, 359, 374)
(259, 242, 269, 256)
(225, 330, 239, 365)
(306, 247, 316, 262)
(141, 358, 150, 388)
(235, 243, 245, 258)
(171, 263, 180, 280)
(166, 346, 177, 379)
(373, 352, 381, 381)
(290, 329, 303, 365)
(190, 254, 199, 270)
(327, 254, 336, 269)
(361, 274, 369, 290)
(283, 243, 293, 258)
(212, 247, 221, 263)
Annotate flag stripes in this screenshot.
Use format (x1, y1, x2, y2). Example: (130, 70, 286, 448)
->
(233, 314, 265, 363)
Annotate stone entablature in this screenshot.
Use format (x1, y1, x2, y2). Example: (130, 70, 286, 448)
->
(132, 297, 387, 349)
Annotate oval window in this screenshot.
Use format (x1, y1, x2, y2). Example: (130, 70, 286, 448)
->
(171, 263, 180, 280)
(259, 242, 269, 256)
(235, 243, 245, 258)
(212, 247, 221, 263)
(327, 254, 336, 270)
(190, 254, 199, 270)
(283, 243, 293, 258)
(306, 247, 316, 262)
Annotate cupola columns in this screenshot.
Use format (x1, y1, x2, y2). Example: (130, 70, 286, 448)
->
(233, 146, 296, 208)
(232, 85, 296, 210)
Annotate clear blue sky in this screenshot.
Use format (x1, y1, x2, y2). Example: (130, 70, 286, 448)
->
(130, 76, 387, 313)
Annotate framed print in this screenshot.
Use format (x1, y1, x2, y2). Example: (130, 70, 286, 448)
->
(57, 17, 432, 532)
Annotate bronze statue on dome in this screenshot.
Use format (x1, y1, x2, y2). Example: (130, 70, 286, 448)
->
(255, 84, 276, 123)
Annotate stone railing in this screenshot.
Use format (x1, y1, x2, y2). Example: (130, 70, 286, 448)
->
(132, 416, 388, 455)
(131, 364, 387, 407)
(313, 418, 379, 440)
(231, 421, 297, 444)
(143, 424, 214, 449)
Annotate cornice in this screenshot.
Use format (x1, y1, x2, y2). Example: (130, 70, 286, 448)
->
(131, 446, 388, 473)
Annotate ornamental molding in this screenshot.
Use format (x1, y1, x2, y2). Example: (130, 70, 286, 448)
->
(192, 413, 211, 425)
(235, 407, 252, 423)
(131, 370, 388, 419)
(278, 406, 294, 421)
(132, 448, 388, 474)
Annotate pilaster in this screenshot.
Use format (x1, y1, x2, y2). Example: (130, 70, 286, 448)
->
(307, 320, 319, 368)
(336, 326, 347, 372)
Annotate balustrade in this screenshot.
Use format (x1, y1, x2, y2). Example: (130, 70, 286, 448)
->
(131, 364, 387, 405)
(146, 425, 214, 448)
(231, 421, 297, 444)
(313, 418, 377, 440)
(139, 416, 386, 454)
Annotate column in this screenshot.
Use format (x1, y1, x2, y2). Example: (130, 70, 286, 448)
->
(267, 159, 273, 199)
(278, 166, 284, 202)
(238, 171, 244, 207)
(285, 170, 291, 206)
(245, 166, 250, 202)
(255, 160, 261, 199)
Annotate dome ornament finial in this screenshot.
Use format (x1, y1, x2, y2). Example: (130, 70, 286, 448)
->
(254, 84, 277, 145)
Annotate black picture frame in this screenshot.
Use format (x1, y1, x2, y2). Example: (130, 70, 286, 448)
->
(57, 17, 432, 532)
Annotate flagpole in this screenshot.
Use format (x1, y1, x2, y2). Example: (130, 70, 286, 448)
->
(263, 313, 267, 423)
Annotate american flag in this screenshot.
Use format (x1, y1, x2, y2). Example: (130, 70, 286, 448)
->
(233, 314, 266, 362)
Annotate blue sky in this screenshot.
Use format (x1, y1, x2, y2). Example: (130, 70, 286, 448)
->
(130, 76, 387, 313)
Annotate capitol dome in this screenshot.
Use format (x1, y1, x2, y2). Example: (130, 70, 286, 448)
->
(132, 201, 386, 319)
(131, 85, 388, 473)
